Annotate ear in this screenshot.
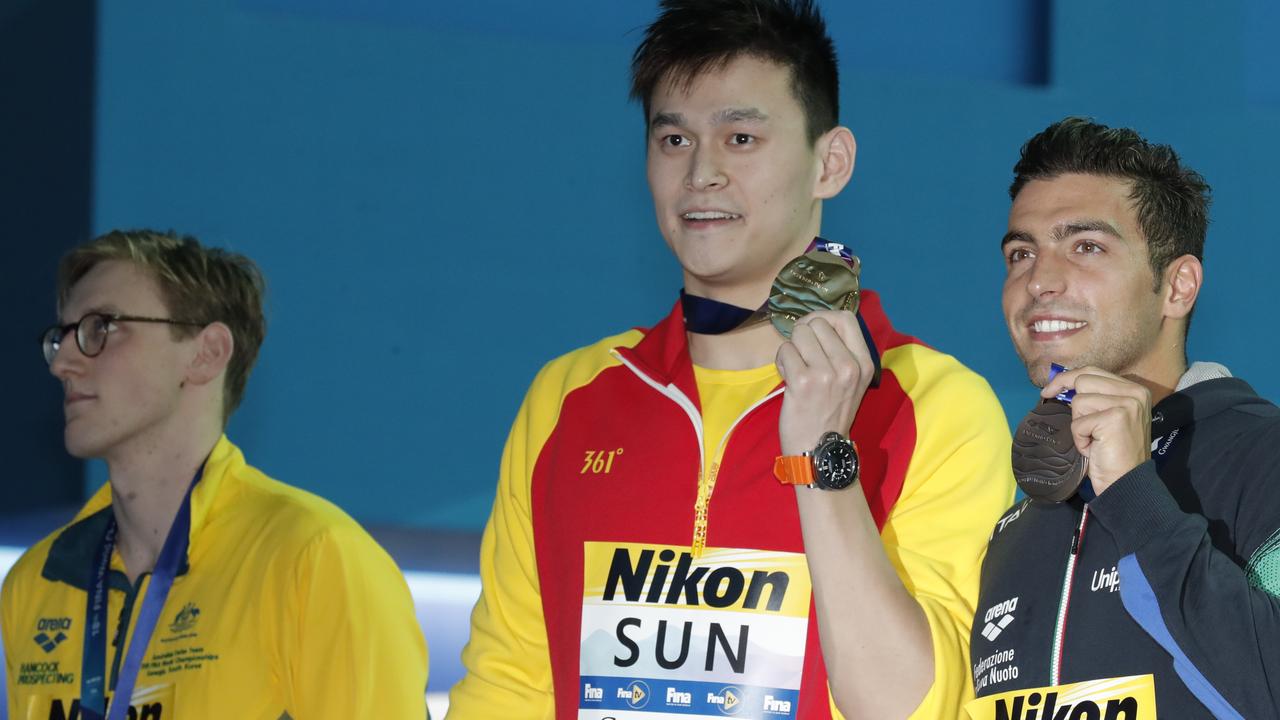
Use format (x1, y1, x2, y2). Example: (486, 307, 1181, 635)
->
(813, 126, 856, 200)
(185, 322, 235, 387)
(1162, 254, 1203, 321)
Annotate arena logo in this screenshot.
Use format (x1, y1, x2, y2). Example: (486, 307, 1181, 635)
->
(33, 617, 73, 654)
(981, 597, 1018, 641)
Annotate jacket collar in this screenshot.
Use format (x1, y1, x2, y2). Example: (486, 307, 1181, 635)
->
(41, 435, 242, 590)
(614, 300, 702, 408)
(1154, 374, 1274, 437)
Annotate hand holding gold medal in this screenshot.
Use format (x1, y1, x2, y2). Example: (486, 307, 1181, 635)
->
(678, 238, 877, 477)
(771, 240, 874, 480)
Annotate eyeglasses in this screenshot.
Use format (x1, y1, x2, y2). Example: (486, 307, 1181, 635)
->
(41, 312, 206, 365)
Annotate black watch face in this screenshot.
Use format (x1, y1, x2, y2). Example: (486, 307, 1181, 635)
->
(814, 436, 858, 490)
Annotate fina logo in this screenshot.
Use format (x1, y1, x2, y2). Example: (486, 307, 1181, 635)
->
(620, 680, 649, 709)
(709, 685, 745, 715)
(665, 686, 693, 707)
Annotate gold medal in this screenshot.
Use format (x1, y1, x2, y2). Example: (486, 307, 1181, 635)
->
(767, 247, 861, 338)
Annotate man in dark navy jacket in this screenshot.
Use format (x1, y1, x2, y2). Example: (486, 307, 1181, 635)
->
(969, 117, 1280, 719)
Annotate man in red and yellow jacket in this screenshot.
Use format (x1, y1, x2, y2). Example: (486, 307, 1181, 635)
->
(448, 1, 1014, 717)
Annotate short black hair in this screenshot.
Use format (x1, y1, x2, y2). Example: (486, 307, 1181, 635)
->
(631, 0, 839, 143)
(1011, 117, 1211, 291)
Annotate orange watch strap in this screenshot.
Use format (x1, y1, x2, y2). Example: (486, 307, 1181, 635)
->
(773, 455, 814, 485)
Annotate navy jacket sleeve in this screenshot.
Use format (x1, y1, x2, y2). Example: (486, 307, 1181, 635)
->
(1089, 458, 1280, 719)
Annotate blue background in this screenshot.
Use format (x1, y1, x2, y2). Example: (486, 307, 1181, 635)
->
(4, 0, 1279, 531)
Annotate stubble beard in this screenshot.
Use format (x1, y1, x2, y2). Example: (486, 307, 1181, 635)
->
(1017, 319, 1160, 388)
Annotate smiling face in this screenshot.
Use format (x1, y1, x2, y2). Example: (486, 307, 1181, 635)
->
(49, 260, 199, 459)
(645, 55, 839, 305)
(1002, 173, 1174, 387)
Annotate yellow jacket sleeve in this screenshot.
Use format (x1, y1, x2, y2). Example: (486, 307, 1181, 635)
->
(869, 345, 1015, 720)
(284, 524, 429, 718)
(446, 375, 556, 718)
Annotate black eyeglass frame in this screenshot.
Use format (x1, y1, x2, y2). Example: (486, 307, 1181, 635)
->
(40, 312, 207, 365)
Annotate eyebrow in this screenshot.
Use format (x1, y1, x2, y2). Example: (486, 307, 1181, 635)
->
(1052, 219, 1124, 243)
(59, 304, 120, 324)
(648, 107, 769, 133)
(713, 107, 768, 124)
(650, 112, 685, 132)
(1000, 230, 1031, 249)
(1000, 219, 1125, 248)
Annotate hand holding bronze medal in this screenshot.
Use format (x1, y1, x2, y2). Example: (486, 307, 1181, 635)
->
(1011, 363, 1088, 502)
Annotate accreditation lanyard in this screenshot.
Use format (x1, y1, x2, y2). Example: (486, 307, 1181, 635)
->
(80, 469, 200, 720)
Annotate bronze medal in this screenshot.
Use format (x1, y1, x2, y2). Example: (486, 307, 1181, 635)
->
(1011, 400, 1088, 502)
(768, 249, 861, 338)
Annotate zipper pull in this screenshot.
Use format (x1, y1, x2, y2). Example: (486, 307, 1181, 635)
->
(1070, 506, 1089, 556)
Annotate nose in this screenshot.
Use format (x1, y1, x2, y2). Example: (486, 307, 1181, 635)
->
(686, 145, 727, 191)
(49, 336, 87, 381)
(1025, 252, 1066, 299)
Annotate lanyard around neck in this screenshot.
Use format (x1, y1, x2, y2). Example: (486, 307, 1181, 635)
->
(80, 468, 201, 720)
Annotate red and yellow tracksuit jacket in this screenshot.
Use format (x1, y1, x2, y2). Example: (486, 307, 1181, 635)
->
(449, 293, 1014, 719)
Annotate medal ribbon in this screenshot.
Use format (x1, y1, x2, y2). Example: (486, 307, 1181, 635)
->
(80, 468, 201, 720)
(1049, 363, 1076, 403)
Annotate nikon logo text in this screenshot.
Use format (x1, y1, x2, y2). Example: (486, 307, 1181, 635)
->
(996, 691, 1138, 720)
(602, 547, 789, 610)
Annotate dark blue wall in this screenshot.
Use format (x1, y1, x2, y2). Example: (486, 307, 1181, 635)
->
(6, 0, 1278, 530)
(0, 0, 95, 514)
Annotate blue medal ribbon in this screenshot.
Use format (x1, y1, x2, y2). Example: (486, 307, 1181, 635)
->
(80, 468, 200, 720)
(679, 289, 756, 334)
(1048, 362, 1076, 403)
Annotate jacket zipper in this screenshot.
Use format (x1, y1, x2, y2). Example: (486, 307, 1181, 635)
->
(109, 571, 148, 689)
(613, 351, 783, 557)
(1050, 506, 1089, 686)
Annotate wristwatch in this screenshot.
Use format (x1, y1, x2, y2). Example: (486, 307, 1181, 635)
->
(773, 432, 860, 490)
